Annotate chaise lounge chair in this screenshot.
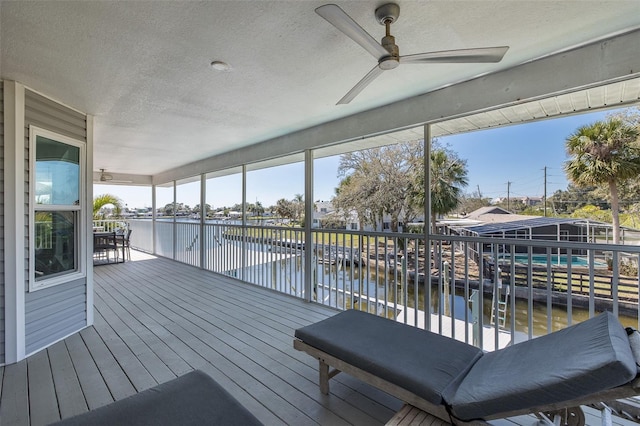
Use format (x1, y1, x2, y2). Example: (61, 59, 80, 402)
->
(51, 370, 263, 426)
(294, 310, 640, 425)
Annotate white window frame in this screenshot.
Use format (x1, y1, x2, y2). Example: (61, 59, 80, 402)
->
(28, 126, 86, 291)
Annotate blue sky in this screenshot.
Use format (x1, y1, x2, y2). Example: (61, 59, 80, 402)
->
(95, 107, 623, 209)
(442, 109, 613, 201)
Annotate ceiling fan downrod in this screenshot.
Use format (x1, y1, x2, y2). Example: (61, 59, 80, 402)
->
(377, 3, 400, 69)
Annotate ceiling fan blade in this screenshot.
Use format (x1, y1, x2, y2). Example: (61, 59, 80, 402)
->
(337, 65, 384, 105)
(400, 46, 509, 64)
(316, 4, 389, 60)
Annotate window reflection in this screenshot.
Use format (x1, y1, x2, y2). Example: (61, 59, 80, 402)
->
(34, 211, 77, 280)
(35, 136, 79, 205)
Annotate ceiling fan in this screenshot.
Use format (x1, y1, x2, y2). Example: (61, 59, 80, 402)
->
(99, 169, 113, 182)
(98, 169, 132, 184)
(315, 3, 509, 104)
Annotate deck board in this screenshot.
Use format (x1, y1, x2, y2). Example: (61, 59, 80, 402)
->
(91, 310, 161, 391)
(118, 254, 400, 423)
(47, 340, 88, 419)
(94, 287, 193, 377)
(1, 250, 639, 425)
(26, 349, 59, 426)
(78, 325, 137, 400)
(1, 360, 29, 426)
(101, 263, 347, 425)
(63, 332, 114, 410)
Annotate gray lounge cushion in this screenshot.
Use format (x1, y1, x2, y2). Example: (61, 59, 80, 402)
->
(51, 370, 263, 426)
(449, 311, 637, 421)
(295, 309, 483, 405)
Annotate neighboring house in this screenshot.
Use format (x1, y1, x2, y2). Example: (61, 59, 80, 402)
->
(311, 201, 335, 228)
(312, 202, 361, 230)
(520, 196, 543, 207)
(489, 196, 544, 207)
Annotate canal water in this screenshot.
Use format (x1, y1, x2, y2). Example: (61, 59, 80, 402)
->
(221, 240, 639, 337)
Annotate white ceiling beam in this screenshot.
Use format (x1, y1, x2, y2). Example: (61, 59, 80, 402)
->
(153, 28, 640, 185)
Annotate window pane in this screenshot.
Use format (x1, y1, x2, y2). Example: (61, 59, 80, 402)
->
(35, 211, 77, 279)
(36, 136, 80, 205)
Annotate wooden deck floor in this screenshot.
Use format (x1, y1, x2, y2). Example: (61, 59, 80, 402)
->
(0, 251, 637, 425)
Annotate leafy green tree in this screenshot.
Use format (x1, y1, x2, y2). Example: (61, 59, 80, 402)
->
(455, 189, 491, 216)
(192, 204, 211, 217)
(564, 119, 640, 243)
(335, 142, 423, 232)
(275, 198, 295, 222)
(549, 184, 606, 215)
(571, 205, 612, 223)
(93, 194, 123, 219)
(333, 167, 379, 230)
(607, 106, 640, 128)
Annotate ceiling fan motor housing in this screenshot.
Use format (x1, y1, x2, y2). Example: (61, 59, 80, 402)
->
(375, 3, 400, 25)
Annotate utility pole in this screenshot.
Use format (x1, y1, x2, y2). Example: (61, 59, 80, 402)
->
(507, 181, 511, 211)
(543, 166, 547, 217)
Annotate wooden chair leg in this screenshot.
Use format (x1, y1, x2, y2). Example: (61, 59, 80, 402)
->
(319, 360, 330, 394)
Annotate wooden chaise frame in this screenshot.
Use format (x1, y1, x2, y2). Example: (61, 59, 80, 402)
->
(293, 339, 640, 425)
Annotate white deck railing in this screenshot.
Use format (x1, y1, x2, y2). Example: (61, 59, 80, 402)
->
(92, 219, 128, 233)
(125, 218, 640, 351)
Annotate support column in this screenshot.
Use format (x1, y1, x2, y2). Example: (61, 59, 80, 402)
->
(424, 124, 432, 332)
(304, 150, 314, 302)
(241, 165, 246, 281)
(3, 80, 26, 363)
(152, 184, 157, 254)
(86, 115, 95, 326)
(172, 181, 177, 260)
(200, 174, 206, 269)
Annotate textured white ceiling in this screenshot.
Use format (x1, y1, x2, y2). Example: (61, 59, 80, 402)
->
(2, 1, 640, 177)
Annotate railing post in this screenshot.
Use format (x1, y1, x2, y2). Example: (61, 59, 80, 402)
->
(470, 289, 480, 347)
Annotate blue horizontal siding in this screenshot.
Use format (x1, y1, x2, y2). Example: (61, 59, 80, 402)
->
(23, 89, 88, 358)
(25, 278, 86, 355)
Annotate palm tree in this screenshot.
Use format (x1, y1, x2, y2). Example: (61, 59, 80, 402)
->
(430, 150, 468, 233)
(412, 149, 468, 233)
(93, 194, 123, 219)
(254, 201, 265, 217)
(564, 119, 640, 244)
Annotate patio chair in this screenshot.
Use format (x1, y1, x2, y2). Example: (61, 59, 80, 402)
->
(93, 231, 119, 264)
(116, 228, 132, 260)
(294, 310, 639, 425)
(51, 370, 263, 425)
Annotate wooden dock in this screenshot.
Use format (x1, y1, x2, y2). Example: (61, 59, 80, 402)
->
(319, 283, 512, 351)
